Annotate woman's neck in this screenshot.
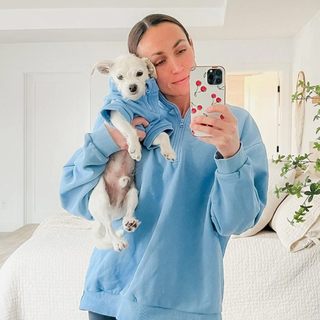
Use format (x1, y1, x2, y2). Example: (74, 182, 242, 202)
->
(164, 94, 190, 118)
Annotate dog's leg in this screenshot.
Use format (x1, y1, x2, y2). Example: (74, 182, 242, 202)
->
(89, 176, 113, 249)
(104, 220, 128, 251)
(122, 186, 140, 232)
(152, 132, 176, 161)
(89, 175, 128, 251)
(92, 219, 112, 249)
(110, 110, 141, 161)
(94, 211, 128, 251)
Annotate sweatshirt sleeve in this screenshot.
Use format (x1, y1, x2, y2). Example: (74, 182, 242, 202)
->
(101, 99, 134, 126)
(209, 109, 269, 236)
(59, 115, 120, 220)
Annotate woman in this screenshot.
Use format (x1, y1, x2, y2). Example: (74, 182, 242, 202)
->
(60, 14, 268, 320)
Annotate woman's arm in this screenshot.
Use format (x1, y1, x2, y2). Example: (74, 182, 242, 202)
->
(208, 110, 269, 236)
(59, 115, 148, 220)
(59, 116, 120, 220)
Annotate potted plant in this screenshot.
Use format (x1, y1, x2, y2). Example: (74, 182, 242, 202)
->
(273, 81, 320, 225)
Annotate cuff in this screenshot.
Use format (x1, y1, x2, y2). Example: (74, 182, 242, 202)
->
(144, 123, 174, 149)
(215, 143, 247, 174)
(101, 105, 134, 125)
(89, 124, 121, 158)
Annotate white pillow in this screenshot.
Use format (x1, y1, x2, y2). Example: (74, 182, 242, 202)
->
(269, 180, 320, 252)
(237, 160, 296, 237)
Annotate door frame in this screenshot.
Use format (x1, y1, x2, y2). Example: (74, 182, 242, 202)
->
(225, 62, 292, 156)
(243, 71, 280, 158)
(23, 65, 91, 225)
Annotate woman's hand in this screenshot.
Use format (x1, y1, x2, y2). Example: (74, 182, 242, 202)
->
(104, 117, 149, 150)
(190, 104, 240, 159)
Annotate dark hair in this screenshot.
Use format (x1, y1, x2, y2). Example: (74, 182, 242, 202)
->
(128, 14, 191, 56)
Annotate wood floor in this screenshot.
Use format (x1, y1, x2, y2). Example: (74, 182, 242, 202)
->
(0, 224, 39, 269)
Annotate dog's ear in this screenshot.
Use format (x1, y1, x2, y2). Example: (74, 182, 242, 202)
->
(142, 58, 157, 79)
(91, 60, 114, 76)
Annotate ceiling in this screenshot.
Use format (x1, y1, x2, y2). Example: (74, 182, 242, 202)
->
(0, 0, 320, 43)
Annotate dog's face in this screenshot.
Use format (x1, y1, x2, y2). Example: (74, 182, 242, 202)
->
(92, 54, 157, 101)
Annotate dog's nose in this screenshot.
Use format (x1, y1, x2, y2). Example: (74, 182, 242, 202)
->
(129, 84, 138, 93)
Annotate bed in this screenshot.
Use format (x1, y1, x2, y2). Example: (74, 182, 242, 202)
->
(0, 211, 319, 320)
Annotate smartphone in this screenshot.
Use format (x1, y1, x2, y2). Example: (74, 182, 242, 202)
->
(190, 65, 226, 136)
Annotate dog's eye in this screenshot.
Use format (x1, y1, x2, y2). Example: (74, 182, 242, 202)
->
(136, 71, 143, 77)
(117, 75, 123, 80)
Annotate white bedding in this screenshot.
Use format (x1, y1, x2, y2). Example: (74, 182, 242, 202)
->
(0, 214, 93, 320)
(223, 231, 320, 319)
(1, 213, 319, 320)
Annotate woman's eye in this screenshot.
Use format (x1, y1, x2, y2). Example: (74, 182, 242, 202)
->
(117, 75, 123, 80)
(136, 71, 143, 77)
(178, 49, 186, 54)
(155, 60, 165, 67)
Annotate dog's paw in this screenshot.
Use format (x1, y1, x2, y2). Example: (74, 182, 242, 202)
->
(113, 238, 128, 252)
(127, 140, 142, 161)
(161, 147, 176, 162)
(123, 218, 141, 232)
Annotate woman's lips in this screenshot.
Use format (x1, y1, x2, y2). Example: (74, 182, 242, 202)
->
(172, 76, 189, 84)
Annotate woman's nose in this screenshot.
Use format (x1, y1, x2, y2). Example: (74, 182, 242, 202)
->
(170, 59, 183, 73)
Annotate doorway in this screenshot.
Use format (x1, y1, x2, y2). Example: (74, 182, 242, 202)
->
(226, 72, 280, 159)
(25, 71, 90, 224)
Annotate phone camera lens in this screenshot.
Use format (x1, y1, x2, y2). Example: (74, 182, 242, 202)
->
(207, 69, 222, 85)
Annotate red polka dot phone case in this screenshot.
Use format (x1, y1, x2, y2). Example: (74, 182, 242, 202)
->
(190, 65, 226, 137)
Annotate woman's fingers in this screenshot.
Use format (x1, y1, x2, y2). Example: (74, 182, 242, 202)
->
(131, 117, 149, 141)
(131, 116, 149, 128)
(190, 104, 240, 158)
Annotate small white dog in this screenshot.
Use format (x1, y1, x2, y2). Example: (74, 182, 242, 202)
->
(89, 54, 176, 251)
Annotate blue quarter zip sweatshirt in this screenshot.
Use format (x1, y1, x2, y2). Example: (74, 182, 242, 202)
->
(59, 83, 268, 320)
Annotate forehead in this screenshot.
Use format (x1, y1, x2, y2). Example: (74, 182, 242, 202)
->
(137, 22, 188, 58)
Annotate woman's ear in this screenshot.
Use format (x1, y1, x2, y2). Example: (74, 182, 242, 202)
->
(189, 38, 195, 55)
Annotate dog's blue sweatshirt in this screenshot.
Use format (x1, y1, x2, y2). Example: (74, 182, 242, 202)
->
(59, 85, 268, 319)
(101, 78, 173, 149)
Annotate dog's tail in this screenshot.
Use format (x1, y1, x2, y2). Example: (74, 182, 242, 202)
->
(118, 176, 131, 188)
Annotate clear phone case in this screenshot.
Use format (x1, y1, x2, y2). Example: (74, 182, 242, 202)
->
(190, 66, 226, 136)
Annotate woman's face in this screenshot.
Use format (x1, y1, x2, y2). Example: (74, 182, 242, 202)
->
(137, 22, 196, 101)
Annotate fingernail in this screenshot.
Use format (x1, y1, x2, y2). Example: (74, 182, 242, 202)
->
(220, 114, 225, 120)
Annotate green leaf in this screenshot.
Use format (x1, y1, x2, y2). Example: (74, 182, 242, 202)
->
(314, 142, 320, 151)
(288, 81, 320, 224)
(301, 205, 312, 211)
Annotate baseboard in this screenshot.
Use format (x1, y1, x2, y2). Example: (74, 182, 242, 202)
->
(0, 221, 23, 232)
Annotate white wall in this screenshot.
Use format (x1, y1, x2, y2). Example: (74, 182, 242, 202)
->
(292, 9, 320, 154)
(0, 38, 293, 231)
(0, 42, 128, 231)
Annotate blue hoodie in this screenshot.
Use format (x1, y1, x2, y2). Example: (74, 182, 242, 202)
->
(59, 85, 268, 319)
(101, 78, 173, 149)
